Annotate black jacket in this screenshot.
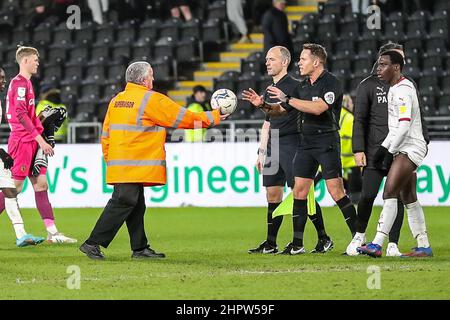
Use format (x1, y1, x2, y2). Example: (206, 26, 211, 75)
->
(353, 65, 430, 169)
(261, 7, 293, 55)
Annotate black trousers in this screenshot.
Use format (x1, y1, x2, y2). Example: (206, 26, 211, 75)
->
(87, 183, 148, 251)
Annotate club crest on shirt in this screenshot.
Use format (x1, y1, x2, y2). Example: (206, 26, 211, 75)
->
(324, 92, 335, 104)
(20, 165, 26, 173)
(17, 87, 26, 101)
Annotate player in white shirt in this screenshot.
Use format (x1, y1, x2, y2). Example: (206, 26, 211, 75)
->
(0, 67, 44, 247)
(357, 51, 432, 258)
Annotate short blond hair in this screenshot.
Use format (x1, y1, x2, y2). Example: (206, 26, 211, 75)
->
(16, 46, 39, 64)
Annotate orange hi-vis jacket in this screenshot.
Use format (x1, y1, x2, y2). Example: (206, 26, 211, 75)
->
(102, 82, 221, 186)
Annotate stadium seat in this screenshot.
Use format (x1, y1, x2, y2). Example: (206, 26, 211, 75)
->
(175, 37, 200, 63)
(10, 27, 30, 47)
(66, 45, 90, 66)
(60, 84, 79, 116)
(158, 18, 182, 40)
(78, 84, 102, 103)
(102, 83, 122, 102)
(339, 20, 360, 40)
(97, 102, 109, 122)
(33, 22, 53, 46)
(404, 38, 423, 56)
(106, 64, 126, 84)
(321, 1, 343, 16)
(213, 71, 239, 92)
(423, 55, 443, 71)
(136, 18, 160, 46)
(73, 21, 95, 45)
(40, 63, 63, 86)
(333, 39, 355, 59)
(356, 39, 378, 59)
(111, 44, 132, 63)
(403, 65, 421, 80)
(48, 46, 67, 64)
(353, 57, 372, 77)
(94, 23, 116, 46)
(257, 75, 273, 95)
(329, 57, 351, 74)
(151, 56, 172, 82)
(317, 20, 338, 41)
(0, 7, 16, 28)
(208, 0, 227, 20)
(88, 45, 110, 65)
(154, 37, 176, 58)
(0, 28, 10, 48)
(441, 75, 450, 95)
(202, 18, 225, 43)
(180, 19, 202, 40)
(419, 76, 439, 96)
(241, 60, 263, 75)
(83, 65, 106, 85)
(132, 43, 153, 61)
(53, 22, 73, 46)
(236, 72, 259, 96)
(425, 38, 446, 56)
(429, 17, 448, 39)
(1, 62, 17, 80)
(115, 20, 137, 45)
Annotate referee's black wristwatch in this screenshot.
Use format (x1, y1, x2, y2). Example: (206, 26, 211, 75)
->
(285, 95, 292, 104)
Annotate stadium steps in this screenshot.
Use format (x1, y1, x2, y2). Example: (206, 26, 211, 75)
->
(168, 33, 264, 104)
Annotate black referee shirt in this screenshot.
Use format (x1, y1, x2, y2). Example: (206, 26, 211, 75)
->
(294, 70, 343, 135)
(263, 74, 300, 137)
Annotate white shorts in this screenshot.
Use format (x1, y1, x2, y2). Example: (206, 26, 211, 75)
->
(0, 161, 16, 189)
(398, 140, 428, 167)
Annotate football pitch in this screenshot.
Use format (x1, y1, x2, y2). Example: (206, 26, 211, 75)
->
(0, 206, 449, 300)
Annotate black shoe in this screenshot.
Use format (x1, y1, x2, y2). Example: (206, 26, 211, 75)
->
(248, 240, 278, 254)
(79, 241, 104, 260)
(132, 246, 165, 259)
(278, 242, 305, 255)
(311, 237, 334, 253)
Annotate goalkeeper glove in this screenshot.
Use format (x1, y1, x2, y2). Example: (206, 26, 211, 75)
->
(0, 148, 14, 170)
(373, 146, 393, 171)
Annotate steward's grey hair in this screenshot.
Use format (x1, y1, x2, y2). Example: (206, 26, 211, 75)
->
(125, 61, 152, 84)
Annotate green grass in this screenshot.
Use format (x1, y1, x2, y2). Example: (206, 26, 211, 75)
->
(0, 206, 449, 300)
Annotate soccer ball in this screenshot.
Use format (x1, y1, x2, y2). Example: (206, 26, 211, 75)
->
(210, 89, 238, 115)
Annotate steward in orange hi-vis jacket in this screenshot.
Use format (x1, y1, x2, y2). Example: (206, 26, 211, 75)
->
(80, 62, 227, 260)
(102, 82, 221, 186)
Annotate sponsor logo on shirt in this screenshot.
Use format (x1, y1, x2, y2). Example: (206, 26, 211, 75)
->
(29, 98, 35, 105)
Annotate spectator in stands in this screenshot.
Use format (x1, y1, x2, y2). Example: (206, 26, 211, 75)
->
(351, 0, 369, 14)
(36, 86, 68, 143)
(227, 0, 251, 43)
(261, 0, 293, 56)
(87, 0, 109, 25)
(168, 0, 192, 21)
(25, 0, 78, 27)
(185, 85, 212, 142)
(251, 0, 272, 32)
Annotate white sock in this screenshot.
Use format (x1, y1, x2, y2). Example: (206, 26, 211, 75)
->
(4, 197, 27, 239)
(405, 201, 430, 248)
(373, 198, 398, 246)
(355, 232, 365, 240)
(46, 224, 58, 235)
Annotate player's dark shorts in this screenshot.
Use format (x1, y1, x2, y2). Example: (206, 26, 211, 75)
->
(263, 134, 299, 188)
(293, 131, 342, 180)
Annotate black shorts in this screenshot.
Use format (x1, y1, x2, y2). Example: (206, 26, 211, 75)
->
(293, 132, 342, 180)
(263, 134, 299, 188)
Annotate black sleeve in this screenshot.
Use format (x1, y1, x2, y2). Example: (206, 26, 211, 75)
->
(265, 113, 270, 121)
(352, 80, 371, 153)
(319, 76, 343, 109)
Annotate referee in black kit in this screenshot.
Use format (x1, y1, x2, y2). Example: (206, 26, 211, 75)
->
(243, 46, 332, 255)
(261, 43, 357, 254)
